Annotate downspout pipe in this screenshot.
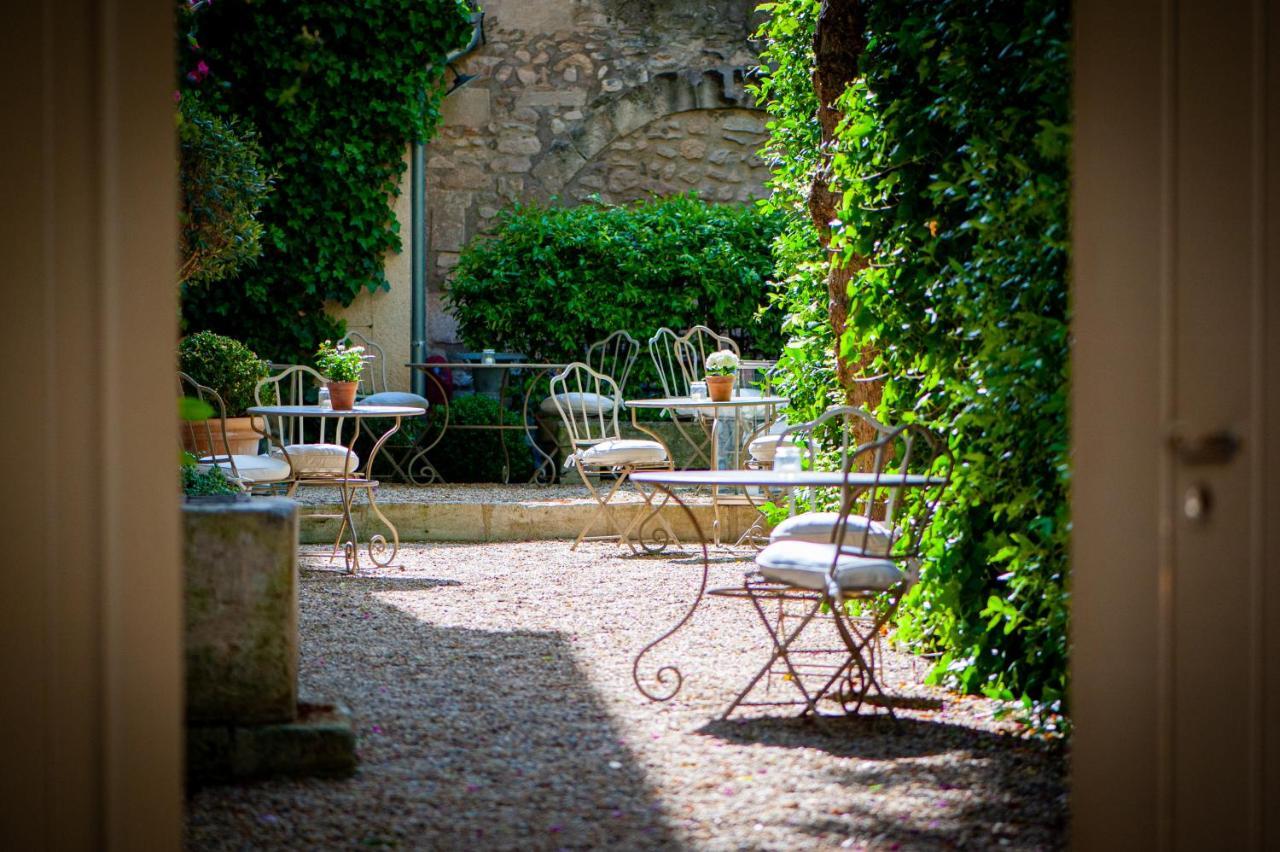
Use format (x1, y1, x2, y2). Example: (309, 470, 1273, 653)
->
(410, 12, 485, 396)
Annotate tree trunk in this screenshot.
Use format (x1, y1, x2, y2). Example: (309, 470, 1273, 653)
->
(808, 0, 882, 431)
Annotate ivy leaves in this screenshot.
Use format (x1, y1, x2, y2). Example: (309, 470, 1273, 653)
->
(179, 0, 473, 363)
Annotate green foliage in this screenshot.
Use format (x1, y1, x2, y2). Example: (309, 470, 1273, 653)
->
(425, 395, 534, 483)
(445, 195, 786, 396)
(753, 0, 1071, 719)
(181, 464, 242, 497)
(178, 92, 273, 287)
(178, 331, 273, 417)
(177, 0, 473, 363)
(315, 339, 367, 383)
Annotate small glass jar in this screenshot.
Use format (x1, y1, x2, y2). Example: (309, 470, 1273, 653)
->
(773, 443, 802, 473)
(689, 381, 708, 400)
(481, 348, 496, 364)
(317, 386, 332, 410)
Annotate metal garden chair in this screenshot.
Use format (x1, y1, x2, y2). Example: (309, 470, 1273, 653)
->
(179, 372, 290, 490)
(585, 329, 640, 395)
(253, 364, 361, 495)
(646, 327, 714, 468)
(550, 362, 679, 551)
(710, 412, 952, 721)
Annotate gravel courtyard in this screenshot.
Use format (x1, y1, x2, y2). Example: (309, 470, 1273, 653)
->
(186, 541, 1067, 850)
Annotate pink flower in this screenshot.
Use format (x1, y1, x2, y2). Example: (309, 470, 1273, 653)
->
(196, 60, 210, 76)
(172, 90, 182, 103)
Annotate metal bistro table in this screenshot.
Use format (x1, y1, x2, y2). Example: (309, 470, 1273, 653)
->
(626, 469, 947, 702)
(626, 394, 787, 545)
(405, 361, 571, 484)
(247, 403, 424, 573)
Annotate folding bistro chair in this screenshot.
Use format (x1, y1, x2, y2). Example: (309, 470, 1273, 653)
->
(338, 330, 436, 483)
(710, 413, 952, 720)
(646, 327, 713, 469)
(584, 329, 640, 394)
(179, 372, 291, 491)
(550, 362, 680, 551)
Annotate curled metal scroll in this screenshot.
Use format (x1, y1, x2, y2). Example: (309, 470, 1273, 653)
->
(632, 487, 711, 702)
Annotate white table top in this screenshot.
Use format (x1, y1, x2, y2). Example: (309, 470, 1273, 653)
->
(631, 469, 946, 488)
(625, 395, 788, 409)
(247, 404, 425, 418)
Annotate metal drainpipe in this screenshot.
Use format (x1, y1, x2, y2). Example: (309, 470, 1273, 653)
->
(410, 12, 485, 397)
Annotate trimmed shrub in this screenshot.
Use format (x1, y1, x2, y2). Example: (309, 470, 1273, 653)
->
(179, 331, 273, 417)
(445, 194, 786, 396)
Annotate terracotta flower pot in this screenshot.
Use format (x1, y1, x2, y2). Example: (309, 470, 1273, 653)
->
(181, 416, 262, 458)
(705, 374, 735, 402)
(328, 381, 358, 411)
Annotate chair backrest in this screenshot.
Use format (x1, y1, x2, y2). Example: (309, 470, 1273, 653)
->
(828, 420, 953, 564)
(179, 371, 240, 480)
(254, 364, 345, 448)
(585, 330, 639, 394)
(777, 406, 895, 513)
(340, 330, 387, 396)
(647, 327, 685, 400)
(548, 362, 622, 450)
(675, 325, 740, 389)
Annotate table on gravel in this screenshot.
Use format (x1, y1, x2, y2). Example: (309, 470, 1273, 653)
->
(625, 395, 788, 546)
(406, 361, 571, 485)
(627, 469, 946, 703)
(247, 403, 424, 573)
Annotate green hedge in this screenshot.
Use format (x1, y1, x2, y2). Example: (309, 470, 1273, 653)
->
(445, 195, 786, 396)
(424, 395, 534, 483)
(754, 0, 1070, 726)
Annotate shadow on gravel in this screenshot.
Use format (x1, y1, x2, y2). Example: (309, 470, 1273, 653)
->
(699, 714, 1067, 849)
(186, 573, 678, 850)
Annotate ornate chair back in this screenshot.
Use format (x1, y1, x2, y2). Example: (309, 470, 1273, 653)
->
(776, 406, 894, 513)
(254, 364, 344, 448)
(827, 420, 953, 563)
(646, 327, 685, 400)
(340, 330, 387, 397)
(548, 362, 622, 452)
(585, 330, 639, 394)
(675, 325, 740, 389)
(179, 371, 240, 480)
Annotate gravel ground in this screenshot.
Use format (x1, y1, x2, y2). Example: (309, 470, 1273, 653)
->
(186, 541, 1067, 850)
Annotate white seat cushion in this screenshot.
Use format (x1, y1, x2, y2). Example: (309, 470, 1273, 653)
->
(577, 438, 667, 467)
(756, 540, 904, 592)
(748, 434, 798, 463)
(360, 391, 430, 409)
(541, 391, 617, 417)
(769, 512, 894, 555)
(199, 453, 293, 484)
(271, 443, 360, 476)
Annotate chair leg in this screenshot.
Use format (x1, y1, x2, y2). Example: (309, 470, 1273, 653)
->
(571, 462, 629, 550)
(618, 471, 682, 551)
(721, 588, 826, 720)
(825, 589, 906, 720)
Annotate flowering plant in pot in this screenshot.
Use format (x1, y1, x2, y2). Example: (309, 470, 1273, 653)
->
(315, 340, 366, 410)
(703, 349, 739, 401)
(178, 331, 273, 455)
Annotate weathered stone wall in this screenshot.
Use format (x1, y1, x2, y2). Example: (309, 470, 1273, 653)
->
(328, 0, 771, 381)
(424, 0, 770, 349)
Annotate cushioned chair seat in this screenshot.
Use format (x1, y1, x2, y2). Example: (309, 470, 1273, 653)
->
(755, 540, 904, 592)
(359, 391, 430, 410)
(577, 438, 667, 467)
(769, 511, 893, 555)
(199, 453, 292, 484)
(271, 443, 360, 476)
(540, 391, 616, 417)
(748, 434, 798, 463)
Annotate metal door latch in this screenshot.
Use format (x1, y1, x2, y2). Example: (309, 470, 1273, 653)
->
(1169, 430, 1241, 466)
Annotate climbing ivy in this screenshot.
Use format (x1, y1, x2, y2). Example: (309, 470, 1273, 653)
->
(178, 0, 473, 364)
(754, 0, 1071, 725)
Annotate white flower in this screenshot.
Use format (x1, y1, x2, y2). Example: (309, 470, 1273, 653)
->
(704, 349, 739, 375)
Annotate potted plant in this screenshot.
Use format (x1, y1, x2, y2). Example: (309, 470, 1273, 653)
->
(179, 331, 273, 455)
(315, 339, 365, 410)
(704, 349, 739, 401)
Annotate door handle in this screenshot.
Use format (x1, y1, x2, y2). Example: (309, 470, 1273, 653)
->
(1169, 429, 1241, 466)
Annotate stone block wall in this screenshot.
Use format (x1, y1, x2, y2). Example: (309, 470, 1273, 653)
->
(328, 0, 772, 384)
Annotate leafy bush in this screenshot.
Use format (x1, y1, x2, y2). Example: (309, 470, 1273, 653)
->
(181, 464, 242, 497)
(177, 0, 473, 363)
(445, 195, 786, 396)
(179, 331, 273, 417)
(754, 0, 1071, 721)
(178, 92, 272, 287)
(425, 395, 535, 483)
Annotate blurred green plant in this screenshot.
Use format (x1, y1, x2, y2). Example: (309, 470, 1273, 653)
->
(178, 331, 273, 417)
